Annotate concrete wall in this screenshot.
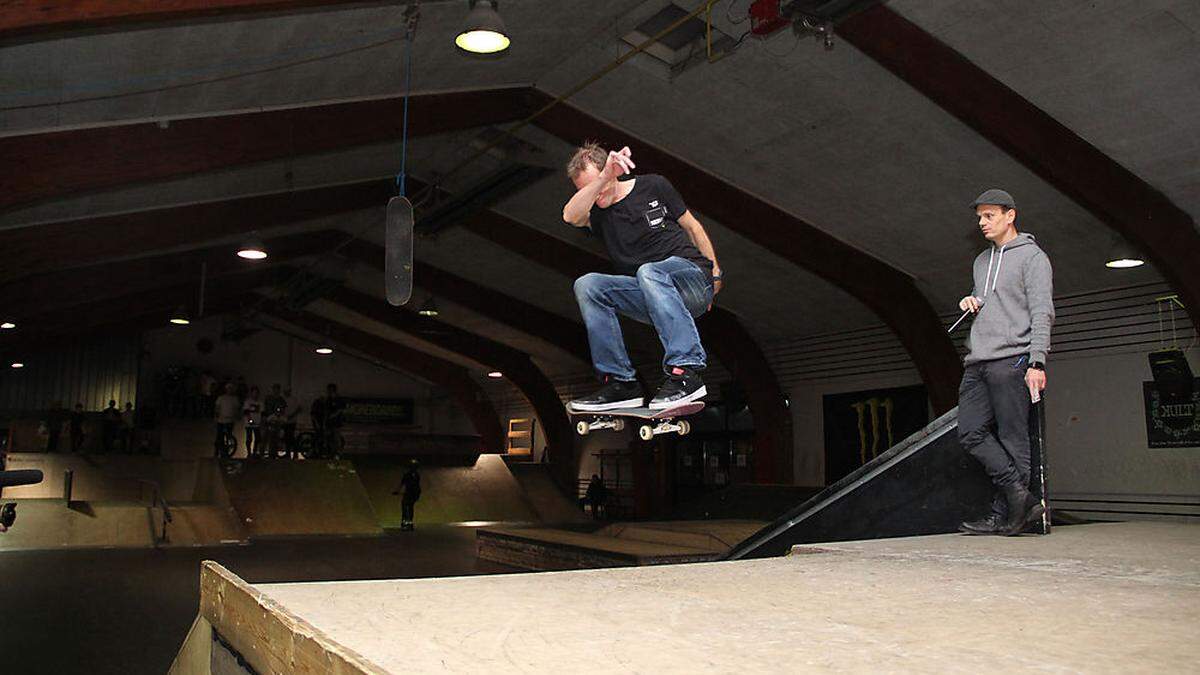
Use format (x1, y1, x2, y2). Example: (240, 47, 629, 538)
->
(787, 372, 927, 488)
(783, 338, 1200, 513)
(1047, 348, 1200, 501)
(139, 314, 475, 436)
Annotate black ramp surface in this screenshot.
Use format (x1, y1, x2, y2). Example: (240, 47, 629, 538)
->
(727, 407, 1005, 559)
(385, 195, 414, 306)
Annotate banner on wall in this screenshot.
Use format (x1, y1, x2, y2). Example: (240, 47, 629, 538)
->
(1143, 380, 1200, 448)
(823, 384, 929, 484)
(342, 398, 415, 426)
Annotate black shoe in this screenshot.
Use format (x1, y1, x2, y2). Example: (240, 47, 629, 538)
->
(649, 367, 707, 410)
(569, 377, 644, 412)
(959, 513, 1005, 536)
(1002, 484, 1044, 536)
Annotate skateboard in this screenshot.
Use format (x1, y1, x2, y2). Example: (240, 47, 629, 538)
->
(566, 402, 705, 440)
(385, 195, 414, 306)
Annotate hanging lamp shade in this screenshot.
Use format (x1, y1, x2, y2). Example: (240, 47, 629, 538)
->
(237, 237, 268, 260)
(169, 306, 191, 325)
(418, 297, 440, 317)
(1105, 238, 1145, 269)
(455, 0, 510, 54)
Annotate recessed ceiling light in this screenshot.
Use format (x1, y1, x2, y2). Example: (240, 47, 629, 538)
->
(315, 346, 334, 355)
(487, 371, 504, 378)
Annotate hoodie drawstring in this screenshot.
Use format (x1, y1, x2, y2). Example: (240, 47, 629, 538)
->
(982, 244, 1007, 298)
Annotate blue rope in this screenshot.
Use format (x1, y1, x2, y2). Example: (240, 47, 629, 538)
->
(396, 29, 413, 197)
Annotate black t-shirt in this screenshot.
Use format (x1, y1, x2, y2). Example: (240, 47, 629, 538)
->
(588, 174, 713, 277)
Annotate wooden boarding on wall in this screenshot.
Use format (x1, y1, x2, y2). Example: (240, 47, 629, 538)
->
(198, 561, 387, 675)
(507, 417, 535, 456)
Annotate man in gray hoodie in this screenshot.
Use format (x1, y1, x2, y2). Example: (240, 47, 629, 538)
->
(957, 189, 1054, 536)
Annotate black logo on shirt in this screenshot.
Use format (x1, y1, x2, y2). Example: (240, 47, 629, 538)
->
(644, 206, 667, 229)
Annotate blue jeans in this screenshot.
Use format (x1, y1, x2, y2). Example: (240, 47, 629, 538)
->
(574, 256, 713, 380)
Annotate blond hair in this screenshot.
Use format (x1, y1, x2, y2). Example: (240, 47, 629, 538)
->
(566, 141, 607, 179)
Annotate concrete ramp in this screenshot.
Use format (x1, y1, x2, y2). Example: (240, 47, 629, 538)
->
(477, 520, 765, 571)
(507, 463, 587, 524)
(352, 455, 537, 527)
(0, 501, 243, 550)
(1, 453, 227, 504)
(727, 407, 997, 559)
(220, 460, 382, 537)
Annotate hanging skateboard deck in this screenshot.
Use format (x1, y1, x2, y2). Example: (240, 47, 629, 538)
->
(566, 401, 705, 440)
(385, 195, 414, 306)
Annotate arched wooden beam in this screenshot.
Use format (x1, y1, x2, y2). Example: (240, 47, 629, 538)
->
(324, 286, 577, 487)
(0, 87, 527, 212)
(0, 181, 395, 282)
(1, 0, 374, 41)
(528, 92, 963, 413)
(266, 307, 505, 454)
(338, 239, 594, 367)
(0, 229, 344, 318)
(837, 4, 1200, 339)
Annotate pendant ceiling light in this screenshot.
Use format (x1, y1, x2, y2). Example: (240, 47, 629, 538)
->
(237, 237, 268, 260)
(455, 0, 510, 54)
(169, 306, 191, 325)
(1105, 238, 1145, 269)
(418, 297, 440, 318)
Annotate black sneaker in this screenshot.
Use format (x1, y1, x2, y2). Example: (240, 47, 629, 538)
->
(569, 377, 644, 412)
(958, 513, 1004, 536)
(649, 367, 706, 410)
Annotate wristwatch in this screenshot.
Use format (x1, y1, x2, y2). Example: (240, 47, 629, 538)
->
(1028, 361, 1044, 371)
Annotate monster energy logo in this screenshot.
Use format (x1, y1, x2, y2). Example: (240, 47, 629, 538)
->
(851, 396, 894, 465)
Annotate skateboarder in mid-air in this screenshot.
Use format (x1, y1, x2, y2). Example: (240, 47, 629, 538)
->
(563, 143, 723, 412)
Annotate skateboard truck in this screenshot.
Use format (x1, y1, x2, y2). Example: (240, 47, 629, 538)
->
(575, 416, 692, 438)
(575, 417, 625, 435)
(638, 419, 691, 440)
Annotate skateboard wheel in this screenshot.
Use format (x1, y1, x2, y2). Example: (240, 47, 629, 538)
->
(638, 425, 654, 441)
(576, 421, 590, 436)
(613, 418, 626, 432)
(678, 420, 691, 435)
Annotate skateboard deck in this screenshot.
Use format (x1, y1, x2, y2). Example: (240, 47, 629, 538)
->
(385, 195, 414, 306)
(567, 402, 704, 439)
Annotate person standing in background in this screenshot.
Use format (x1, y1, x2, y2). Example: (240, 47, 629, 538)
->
(120, 402, 136, 453)
(213, 383, 240, 458)
(242, 386, 263, 458)
(393, 460, 422, 531)
(44, 401, 66, 453)
(101, 400, 120, 453)
(69, 403, 85, 453)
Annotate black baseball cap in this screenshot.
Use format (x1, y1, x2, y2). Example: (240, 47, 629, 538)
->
(970, 188, 1016, 209)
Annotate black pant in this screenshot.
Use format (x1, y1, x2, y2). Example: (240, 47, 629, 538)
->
(245, 426, 261, 457)
(214, 423, 235, 457)
(282, 424, 297, 458)
(401, 498, 417, 525)
(958, 356, 1032, 516)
